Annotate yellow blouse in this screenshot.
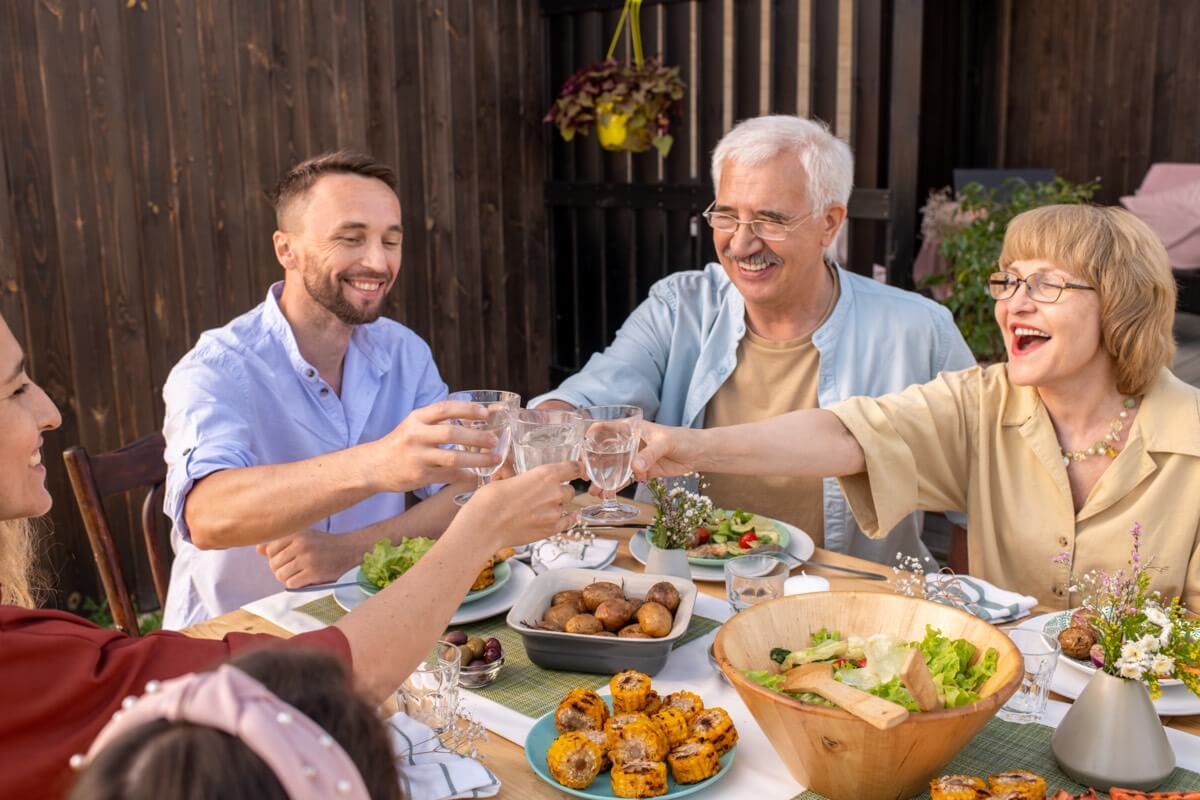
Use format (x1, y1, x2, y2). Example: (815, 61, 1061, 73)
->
(830, 365, 1200, 610)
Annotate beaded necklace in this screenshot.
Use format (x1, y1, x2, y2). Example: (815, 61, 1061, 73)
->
(1061, 397, 1137, 466)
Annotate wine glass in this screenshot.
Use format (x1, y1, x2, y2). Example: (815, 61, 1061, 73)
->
(510, 408, 584, 474)
(579, 405, 643, 523)
(448, 390, 520, 506)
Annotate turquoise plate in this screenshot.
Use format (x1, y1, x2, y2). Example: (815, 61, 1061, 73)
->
(642, 514, 790, 567)
(524, 695, 736, 799)
(356, 559, 511, 604)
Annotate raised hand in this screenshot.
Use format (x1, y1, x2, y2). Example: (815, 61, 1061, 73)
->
(631, 421, 704, 482)
(460, 460, 581, 546)
(366, 399, 503, 493)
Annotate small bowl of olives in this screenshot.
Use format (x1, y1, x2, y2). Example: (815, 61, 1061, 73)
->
(443, 631, 506, 688)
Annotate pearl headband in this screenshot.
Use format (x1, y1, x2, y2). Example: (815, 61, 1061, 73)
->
(77, 665, 370, 799)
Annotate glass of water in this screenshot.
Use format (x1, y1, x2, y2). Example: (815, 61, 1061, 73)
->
(448, 390, 520, 506)
(997, 629, 1060, 723)
(579, 405, 643, 523)
(395, 640, 462, 734)
(724, 554, 789, 615)
(511, 408, 584, 474)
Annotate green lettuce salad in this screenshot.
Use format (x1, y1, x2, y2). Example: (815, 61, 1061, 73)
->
(361, 537, 436, 589)
(745, 625, 998, 712)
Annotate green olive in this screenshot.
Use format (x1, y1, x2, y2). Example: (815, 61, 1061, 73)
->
(465, 637, 487, 661)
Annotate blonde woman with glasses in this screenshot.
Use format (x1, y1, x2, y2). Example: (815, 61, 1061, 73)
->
(632, 204, 1199, 610)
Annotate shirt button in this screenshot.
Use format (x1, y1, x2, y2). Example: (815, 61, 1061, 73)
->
(305, 368, 315, 378)
(1052, 586, 1064, 597)
(1058, 536, 1069, 547)
(319, 387, 330, 396)
(718, 366, 728, 376)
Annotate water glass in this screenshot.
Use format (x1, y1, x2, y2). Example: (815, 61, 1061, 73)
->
(724, 554, 789, 615)
(448, 390, 519, 506)
(395, 640, 462, 734)
(997, 629, 1060, 723)
(579, 405, 643, 523)
(510, 408, 584, 474)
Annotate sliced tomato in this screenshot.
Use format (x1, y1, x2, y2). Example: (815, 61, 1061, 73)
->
(738, 531, 758, 549)
(694, 527, 710, 545)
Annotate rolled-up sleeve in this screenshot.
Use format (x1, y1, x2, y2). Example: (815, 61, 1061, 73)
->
(409, 343, 449, 500)
(163, 352, 257, 542)
(829, 368, 978, 537)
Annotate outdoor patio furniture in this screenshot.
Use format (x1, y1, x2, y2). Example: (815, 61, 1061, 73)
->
(62, 433, 169, 637)
(1120, 163, 1200, 313)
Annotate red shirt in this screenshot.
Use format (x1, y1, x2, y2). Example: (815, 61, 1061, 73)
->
(0, 605, 352, 800)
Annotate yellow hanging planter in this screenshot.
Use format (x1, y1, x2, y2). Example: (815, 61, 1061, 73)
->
(544, 0, 685, 158)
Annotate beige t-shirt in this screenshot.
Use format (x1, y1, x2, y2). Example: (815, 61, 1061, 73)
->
(702, 274, 840, 547)
(830, 364, 1200, 610)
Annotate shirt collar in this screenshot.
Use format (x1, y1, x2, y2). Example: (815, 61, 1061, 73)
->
(1001, 366, 1200, 457)
(261, 282, 391, 378)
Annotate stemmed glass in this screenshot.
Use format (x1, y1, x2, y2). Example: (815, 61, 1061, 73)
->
(510, 408, 584, 474)
(579, 405, 643, 523)
(448, 390, 520, 506)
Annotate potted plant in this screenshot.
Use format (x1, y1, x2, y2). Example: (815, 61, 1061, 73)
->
(643, 478, 711, 579)
(922, 177, 1099, 362)
(1049, 523, 1199, 791)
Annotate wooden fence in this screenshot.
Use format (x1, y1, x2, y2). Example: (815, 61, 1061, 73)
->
(0, 0, 548, 608)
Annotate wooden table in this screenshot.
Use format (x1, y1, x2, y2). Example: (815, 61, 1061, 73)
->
(186, 498, 1200, 797)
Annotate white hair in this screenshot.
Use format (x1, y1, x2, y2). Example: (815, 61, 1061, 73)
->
(711, 116, 854, 260)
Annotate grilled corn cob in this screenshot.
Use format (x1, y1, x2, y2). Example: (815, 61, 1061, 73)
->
(546, 732, 604, 790)
(555, 688, 609, 733)
(987, 771, 1046, 800)
(579, 729, 612, 771)
(470, 558, 496, 592)
(662, 690, 704, 721)
(928, 775, 988, 799)
(611, 760, 668, 798)
(605, 712, 651, 752)
(642, 689, 662, 716)
(650, 707, 690, 749)
(611, 718, 668, 764)
(688, 707, 738, 755)
(610, 670, 653, 713)
(667, 741, 720, 784)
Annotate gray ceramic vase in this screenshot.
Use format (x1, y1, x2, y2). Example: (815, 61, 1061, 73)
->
(1050, 669, 1176, 791)
(644, 544, 692, 581)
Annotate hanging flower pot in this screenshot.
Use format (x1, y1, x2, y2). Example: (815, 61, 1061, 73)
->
(544, 0, 685, 158)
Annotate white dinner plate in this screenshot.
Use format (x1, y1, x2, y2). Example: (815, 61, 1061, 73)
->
(333, 559, 535, 624)
(627, 518, 815, 583)
(1017, 611, 1200, 716)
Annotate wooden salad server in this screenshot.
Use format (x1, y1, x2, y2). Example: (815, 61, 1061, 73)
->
(781, 663, 910, 730)
(900, 648, 941, 712)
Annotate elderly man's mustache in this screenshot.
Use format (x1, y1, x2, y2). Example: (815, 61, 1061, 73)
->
(722, 249, 784, 267)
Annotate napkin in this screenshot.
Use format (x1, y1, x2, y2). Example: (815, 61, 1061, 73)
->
(926, 573, 1038, 623)
(385, 712, 500, 799)
(529, 537, 619, 572)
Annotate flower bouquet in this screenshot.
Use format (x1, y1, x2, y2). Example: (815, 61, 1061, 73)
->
(645, 477, 712, 550)
(1057, 524, 1199, 700)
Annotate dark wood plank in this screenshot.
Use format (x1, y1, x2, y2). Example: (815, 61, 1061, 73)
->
(810, 0, 839, 126)
(849, 0, 884, 274)
(333, 0, 368, 149)
(735, 0, 764, 121)
(0, 90, 25, 339)
(301, 0, 338, 152)
(885, 0, 923, 288)
(771, 0, 800, 115)
(698, 0, 726, 182)
(271, 0, 310, 168)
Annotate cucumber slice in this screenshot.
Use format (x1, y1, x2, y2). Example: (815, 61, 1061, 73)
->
(730, 520, 756, 533)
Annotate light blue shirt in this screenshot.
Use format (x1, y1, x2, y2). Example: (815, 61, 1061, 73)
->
(161, 283, 447, 628)
(531, 263, 975, 563)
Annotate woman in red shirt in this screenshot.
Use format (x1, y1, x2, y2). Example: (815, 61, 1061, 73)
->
(0, 312, 580, 799)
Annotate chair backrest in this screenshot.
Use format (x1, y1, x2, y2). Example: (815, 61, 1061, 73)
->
(952, 168, 1057, 199)
(62, 433, 168, 637)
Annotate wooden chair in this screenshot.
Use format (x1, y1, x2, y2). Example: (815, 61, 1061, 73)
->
(948, 522, 969, 576)
(63, 433, 169, 637)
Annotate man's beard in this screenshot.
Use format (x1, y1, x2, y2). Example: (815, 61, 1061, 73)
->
(301, 266, 389, 325)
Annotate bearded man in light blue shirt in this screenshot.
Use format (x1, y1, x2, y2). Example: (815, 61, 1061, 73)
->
(161, 152, 498, 628)
(534, 116, 974, 565)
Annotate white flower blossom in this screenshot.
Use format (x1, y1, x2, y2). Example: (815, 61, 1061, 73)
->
(1138, 634, 1161, 653)
(1150, 654, 1175, 677)
(1120, 641, 1148, 662)
(1116, 658, 1145, 680)
(1145, 606, 1170, 627)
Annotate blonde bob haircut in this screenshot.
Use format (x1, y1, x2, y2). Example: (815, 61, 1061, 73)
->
(998, 204, 1176, 395)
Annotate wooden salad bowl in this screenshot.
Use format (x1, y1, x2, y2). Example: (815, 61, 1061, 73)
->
(713, 591, 1024, 800)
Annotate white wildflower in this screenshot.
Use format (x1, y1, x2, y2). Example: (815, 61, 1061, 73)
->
(1138, 634, 1161, 653)
(1145, 606, 1170, 627)
(1116, 658, 1145, 680)
(1150, 654, 1175, 677)
(1120, 641, 1148, 662)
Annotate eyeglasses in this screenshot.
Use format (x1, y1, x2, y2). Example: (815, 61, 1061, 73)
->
(987, 271, 1095, 303)
(701, 201, 816, 242)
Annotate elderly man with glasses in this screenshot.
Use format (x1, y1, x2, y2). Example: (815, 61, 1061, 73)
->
(534, 115, 973, 565)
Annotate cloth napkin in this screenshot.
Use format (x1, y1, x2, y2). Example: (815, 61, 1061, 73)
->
(385, 712, 500, 799)
(925, 572, 1038, 623)
(529, 537, 619, 571)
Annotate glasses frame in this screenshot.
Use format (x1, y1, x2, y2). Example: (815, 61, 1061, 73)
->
(701, 200, 817, 242)
(987, 270, 1096, 304)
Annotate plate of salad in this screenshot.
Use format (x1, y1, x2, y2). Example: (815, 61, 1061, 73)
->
(682, 509, 790, 566)
(630, 516, 813, 582)
(745, 626, 999, 712)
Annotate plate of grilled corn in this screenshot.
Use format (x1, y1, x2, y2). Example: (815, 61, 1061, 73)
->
(524, 671, 736, 798)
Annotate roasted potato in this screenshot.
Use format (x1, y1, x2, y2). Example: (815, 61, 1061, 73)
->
(553, 590, 585, 609)
(543, 603, 581, 629)
(644, 582, 680, 613)
(594, 631, 617, 637)
(565, 613, 605, 635)
(636, 601, 673, 638)
(595, 598, 636, 632)
(582, 582, 624, 612)
(618, 624, 652, 639)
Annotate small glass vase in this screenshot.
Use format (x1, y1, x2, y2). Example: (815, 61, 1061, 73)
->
(644, 544, 691, 581)
(1050, 669, 1176, 791)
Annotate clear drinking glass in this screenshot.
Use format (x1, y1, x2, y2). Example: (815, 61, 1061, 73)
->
(997, 629, 1060, 723)
(395, 640, 462, 734)
(510, 408, 584, 474)
(724, 554, 789, 615)
(579, 405, 643, 523)
(448, 390, 520, 506)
